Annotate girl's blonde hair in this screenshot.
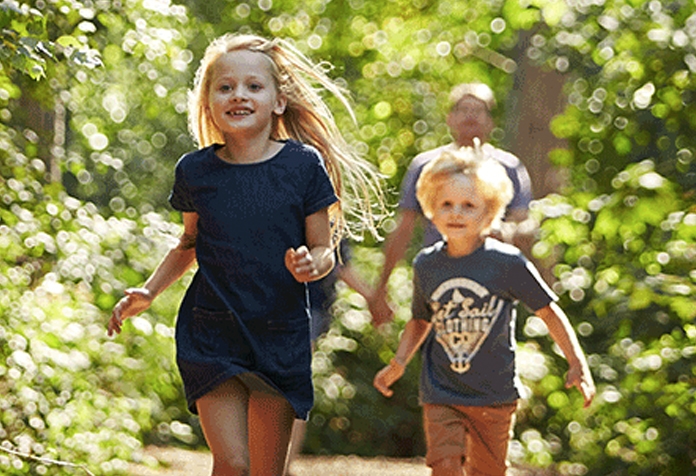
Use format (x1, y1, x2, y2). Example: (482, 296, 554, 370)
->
(188, 33, 386, 242)
(416, 140, 513, 232)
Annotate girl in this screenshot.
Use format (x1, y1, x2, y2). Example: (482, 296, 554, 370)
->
(107, 33, 384, 476)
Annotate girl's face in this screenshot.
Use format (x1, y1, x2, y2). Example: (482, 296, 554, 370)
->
(429, 175, 493, 245)
(207, 49, 286, 139)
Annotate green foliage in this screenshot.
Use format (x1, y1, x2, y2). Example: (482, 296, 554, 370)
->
(305, 247, 425, 457)
(0, 143, 195, 473)
(524, 1, 696, 474)
(1, 0, 695, 474)
(0, 0, 101, 80)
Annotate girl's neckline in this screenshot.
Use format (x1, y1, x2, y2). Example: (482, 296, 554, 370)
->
(213, 140, 287, 165)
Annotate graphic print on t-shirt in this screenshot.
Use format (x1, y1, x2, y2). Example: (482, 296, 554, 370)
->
(429, 277, 504, 374)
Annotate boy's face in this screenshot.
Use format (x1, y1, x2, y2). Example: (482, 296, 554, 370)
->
(446, 95, 494, 147)
(429, 175, 494, 244)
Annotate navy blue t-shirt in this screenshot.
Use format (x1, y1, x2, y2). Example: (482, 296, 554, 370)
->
(412, 238, 556, 407)
(169, 139, 338, 419)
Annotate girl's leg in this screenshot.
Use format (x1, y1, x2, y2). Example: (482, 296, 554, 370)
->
(197, 378, 251, 476)
(284, 419, 307, 475)
(248, 385, 296, 476)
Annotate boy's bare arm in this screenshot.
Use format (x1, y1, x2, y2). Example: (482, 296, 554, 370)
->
(535, 302, 596, 407)
(374, 318, 432, 397)
(393, 318, 432, 367)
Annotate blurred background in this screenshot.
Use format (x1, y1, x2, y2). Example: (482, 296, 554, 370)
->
(0, 0, 694, 474)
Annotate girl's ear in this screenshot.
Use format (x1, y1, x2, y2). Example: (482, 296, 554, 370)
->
(274, 94, 287, 115)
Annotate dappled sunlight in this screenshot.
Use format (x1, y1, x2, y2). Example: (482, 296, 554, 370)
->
(0, 0, 694, 474)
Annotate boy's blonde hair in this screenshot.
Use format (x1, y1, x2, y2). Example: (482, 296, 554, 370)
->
(449, 83, 496, 111)
(188, 33, 386, 241)
(416, 141, 513, 231)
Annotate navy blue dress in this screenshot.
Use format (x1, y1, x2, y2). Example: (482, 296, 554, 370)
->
(169, 140, 338, 419)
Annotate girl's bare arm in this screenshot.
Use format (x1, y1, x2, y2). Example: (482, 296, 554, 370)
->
(285, 207, 334, 282)
(108, 212, 199, 336)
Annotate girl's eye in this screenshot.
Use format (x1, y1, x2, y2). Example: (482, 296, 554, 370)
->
(219, 84, 232, 92)
(249, 83, 263, 91)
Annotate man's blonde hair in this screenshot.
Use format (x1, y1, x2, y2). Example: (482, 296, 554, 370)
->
(449, 83, 496, 111)
(416, 141, 513, 231)
(188, 33, 386, 241)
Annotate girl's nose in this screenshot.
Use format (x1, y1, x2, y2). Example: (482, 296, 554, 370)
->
(231, 85, 247, 100)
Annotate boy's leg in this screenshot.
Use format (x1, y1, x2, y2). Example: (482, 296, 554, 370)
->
(460, 402, 517, 476)
(422, 404, 465, 476)
(431, 458, 465, 476)
(196, 377, 251, 476)
(247, 377, 296, 476)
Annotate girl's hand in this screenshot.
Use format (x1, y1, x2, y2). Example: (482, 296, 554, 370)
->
(373, 359, 405, 398)
(566, 361, 596, 408)
(367, 293, 395, 327)
(285, 245, 319, 283)
(107, 288, 154, 337)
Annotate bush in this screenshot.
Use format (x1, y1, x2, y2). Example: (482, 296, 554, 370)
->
(0, 160, 197, 474)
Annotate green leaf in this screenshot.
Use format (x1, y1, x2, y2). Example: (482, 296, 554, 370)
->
(670, 296, 696, 320)
(550, 112, 579, 139)
(55, 35, 82, 49)
(613, 133, 632, 155)
(628, 284, 654, 310)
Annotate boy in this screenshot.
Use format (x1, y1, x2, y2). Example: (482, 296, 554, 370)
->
(373, 143, 595, 476)
(368, 83, 534, 325)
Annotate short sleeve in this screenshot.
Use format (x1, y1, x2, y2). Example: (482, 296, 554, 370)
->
(303, 150, 338, 216)
(411, 257, 432, 321)
(398, 160, 424, 212)
(508, 254, 557, 312)
(169, 159, 196, 212)
(505, 162, 533, 213)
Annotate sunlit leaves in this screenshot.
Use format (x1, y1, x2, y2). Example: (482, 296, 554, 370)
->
(531, 2, 696, 471)
(0, 1, 102, 80)
(1, 0, 694, 473)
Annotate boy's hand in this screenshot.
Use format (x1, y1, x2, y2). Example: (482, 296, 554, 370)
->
(566, 362, 596, 408)
(108, 288, 153, 337)
(373, 359, 405, 398)
(285, 246, 319, 283)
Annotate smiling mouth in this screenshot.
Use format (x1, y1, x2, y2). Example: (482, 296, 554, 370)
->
(229, 109, 252, 116)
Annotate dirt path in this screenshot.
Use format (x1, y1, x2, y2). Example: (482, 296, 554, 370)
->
(128, 446, 555, 476)
(128, 446, 429, 476)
